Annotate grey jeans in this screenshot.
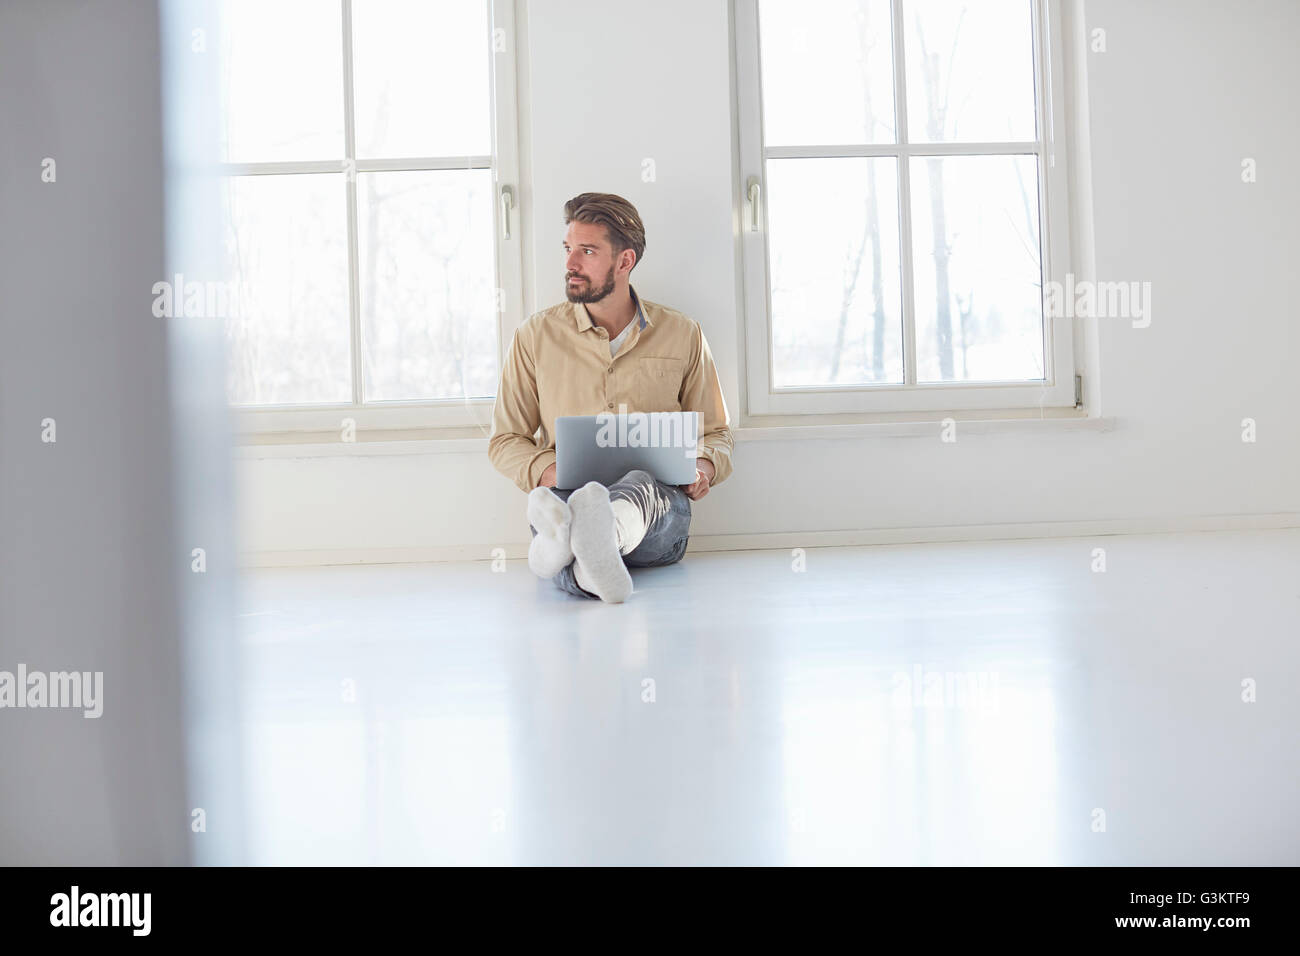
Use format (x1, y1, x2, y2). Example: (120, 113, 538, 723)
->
(529, 469, 692, 598)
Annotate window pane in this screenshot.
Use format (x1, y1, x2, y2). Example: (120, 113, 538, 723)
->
(352, 0, 492, 158)
(759, 0, 896, 146)
(909, 155, 1043, 382)
(903, 0, 1037, 143)
(218, 0, 343, 162)
(357, 170, 498, 401)
(223, 174, 352, 405)
(767, 158, 904, 388)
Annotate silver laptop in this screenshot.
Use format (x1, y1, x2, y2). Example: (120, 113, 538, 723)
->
(555, 411, 700, 489)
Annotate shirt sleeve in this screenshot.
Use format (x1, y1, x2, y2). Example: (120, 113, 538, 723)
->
(488, 322, 557, 493)
(679, 320, 735, 487)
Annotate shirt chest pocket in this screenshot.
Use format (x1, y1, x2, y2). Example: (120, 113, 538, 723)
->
(626, 357, 684, 411)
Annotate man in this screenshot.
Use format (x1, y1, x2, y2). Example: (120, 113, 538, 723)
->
(488, 193, 734, 603)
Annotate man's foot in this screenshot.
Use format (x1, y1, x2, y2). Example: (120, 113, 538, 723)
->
(527, 486, 573, 578)
(568, 482, 633, 603)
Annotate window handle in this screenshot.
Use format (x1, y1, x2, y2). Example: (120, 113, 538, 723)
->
(746, 176, 762, 232)
(500, 185, 514, 240)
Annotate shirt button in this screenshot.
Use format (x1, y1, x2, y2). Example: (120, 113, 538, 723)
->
(607, 365, 614, 373)
(607, 402, 614, 408)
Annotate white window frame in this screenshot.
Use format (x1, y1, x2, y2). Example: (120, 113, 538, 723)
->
(230, 0, 523, 438)
(735, 0, 1077, 416)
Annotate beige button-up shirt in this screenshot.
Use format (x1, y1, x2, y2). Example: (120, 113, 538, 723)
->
(488, 285, 735, 493)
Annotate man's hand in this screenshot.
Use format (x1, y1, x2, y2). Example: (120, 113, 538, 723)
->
(537, 462, 557, 488)
(683, 458, 715, 501)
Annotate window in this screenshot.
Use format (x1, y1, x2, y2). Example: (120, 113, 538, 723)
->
(736, 0, 1077, 416)
(218, 0, 522, 434)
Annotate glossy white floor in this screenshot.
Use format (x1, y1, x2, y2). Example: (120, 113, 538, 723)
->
(231, 529, 1300, 866)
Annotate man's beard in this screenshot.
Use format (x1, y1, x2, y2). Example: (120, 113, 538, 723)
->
(565, 265, 616, 303)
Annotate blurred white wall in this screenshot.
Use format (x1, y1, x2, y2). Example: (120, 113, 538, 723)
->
(160, 0, 248, 865)
(0, 0, 242, 864)
(0, 0, 189, 864)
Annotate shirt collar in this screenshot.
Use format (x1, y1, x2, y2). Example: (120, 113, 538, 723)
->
(574, 284, 651, 333)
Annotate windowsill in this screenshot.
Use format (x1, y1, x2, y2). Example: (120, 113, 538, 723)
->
(735, 405, 1109, 439)
(233, 408, 1113, 458)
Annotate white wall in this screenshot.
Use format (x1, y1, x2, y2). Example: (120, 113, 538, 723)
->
(238, 0, 1300, 565)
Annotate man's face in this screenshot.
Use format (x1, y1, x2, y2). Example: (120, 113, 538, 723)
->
(563, 220, 623, 303)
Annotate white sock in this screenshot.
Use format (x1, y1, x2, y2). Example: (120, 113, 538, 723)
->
(526, 486, 573, 578)
(610, 498, 644, 554)
(567, 482, 633, 603)
(572, 560, 601, 596)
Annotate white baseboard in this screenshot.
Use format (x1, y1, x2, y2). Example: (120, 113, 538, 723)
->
(238, 511, 1300, 568)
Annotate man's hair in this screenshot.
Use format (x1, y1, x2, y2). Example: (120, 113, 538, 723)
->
(563, 193, 646, 270)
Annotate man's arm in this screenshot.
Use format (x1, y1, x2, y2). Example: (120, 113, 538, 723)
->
(487, 323, 556, 493)
(679, 320, 734, 487)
